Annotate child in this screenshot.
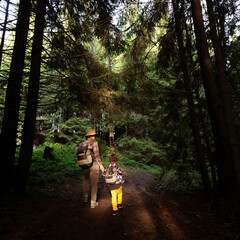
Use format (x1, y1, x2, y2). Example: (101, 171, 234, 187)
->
(104, 154, 124, 216)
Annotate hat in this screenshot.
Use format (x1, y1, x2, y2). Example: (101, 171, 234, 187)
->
(85, 129, 97, 137)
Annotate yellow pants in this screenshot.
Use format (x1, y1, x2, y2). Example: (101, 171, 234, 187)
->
(110, 185, 123, 211)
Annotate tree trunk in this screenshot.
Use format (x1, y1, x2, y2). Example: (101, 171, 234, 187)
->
(181, 0, 218, 199)
(206, 0, 240, 194)
(172, 0, 212, 197)
(109, 119, 115, 153)
(0, 0, 31, 195)
(0, 0, 10, 71)
(215, 0, 227, 52)
(14, 0, 47, 193)
(190, 0, 236, 197)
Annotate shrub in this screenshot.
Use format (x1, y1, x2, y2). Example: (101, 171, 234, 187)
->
(115, 135, 166, 166)
(29, 143, 80, 188)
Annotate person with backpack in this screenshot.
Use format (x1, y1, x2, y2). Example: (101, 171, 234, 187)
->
(77, 129, 104, 208)
(103, 154, 124, 216)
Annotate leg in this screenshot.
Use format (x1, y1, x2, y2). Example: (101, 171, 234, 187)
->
(117, 185, 123, 205)
(83, 168, 90, 200)
(90, 162, 99, 202)
(111, 189, 118, 211)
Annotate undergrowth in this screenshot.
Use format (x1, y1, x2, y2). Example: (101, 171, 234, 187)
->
(28, 142, 201, 194)
(29, 143, 79, 191)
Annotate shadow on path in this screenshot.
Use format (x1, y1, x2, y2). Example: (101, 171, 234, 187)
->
(0, 169, 239, 240)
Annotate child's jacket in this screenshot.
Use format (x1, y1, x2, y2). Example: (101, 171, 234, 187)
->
(103, 163, 125, 186)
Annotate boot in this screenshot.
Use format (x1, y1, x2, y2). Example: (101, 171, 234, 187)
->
(90, 200, 98, 208)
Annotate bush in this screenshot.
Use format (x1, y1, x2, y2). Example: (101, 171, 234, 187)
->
(39, 116, 92, 145)
(29, 143, 80, 188)
(115, 135, 166, 166)
(97, 138, 111, 166)
(29, 140, 111, 188)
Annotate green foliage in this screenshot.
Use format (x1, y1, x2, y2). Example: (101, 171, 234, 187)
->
(28, 140, 111, 188)
(27, 139, 201, 193)
(152, 167, 202, 192)
(115, 135, 166, 166)
(0, 87, 6, 123)
(29, 143, 80, 189)
(115, 112, 149, 138)
(3, 0, 237, 196)
(39, 116, 92, 145)
(97, 138, 111, 165)
(59, 117, 92, 144)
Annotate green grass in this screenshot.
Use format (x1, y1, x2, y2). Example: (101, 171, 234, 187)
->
(29, 143, 80, 189)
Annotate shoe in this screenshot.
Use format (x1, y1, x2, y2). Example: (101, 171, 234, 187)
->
(117, 204, 123, 209)
(90, 200, 99, 208)
(113, 210, 119, 216)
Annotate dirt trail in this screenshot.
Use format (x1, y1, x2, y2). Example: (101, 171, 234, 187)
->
(0, 169, 238, 240)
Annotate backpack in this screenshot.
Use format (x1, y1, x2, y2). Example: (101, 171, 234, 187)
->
(76, 142, 94, 168)
(105, 166, 117, 184)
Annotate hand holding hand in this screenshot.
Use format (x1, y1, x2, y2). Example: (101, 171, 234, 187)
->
(100, 166, 105, 172)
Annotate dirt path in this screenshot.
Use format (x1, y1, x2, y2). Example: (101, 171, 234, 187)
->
(0, 169, 239, 240)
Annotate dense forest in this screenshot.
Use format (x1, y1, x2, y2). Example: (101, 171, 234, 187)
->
(1, 0, 240, 233)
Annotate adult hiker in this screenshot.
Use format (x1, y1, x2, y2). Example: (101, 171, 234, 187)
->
(77, 129, 104, 208)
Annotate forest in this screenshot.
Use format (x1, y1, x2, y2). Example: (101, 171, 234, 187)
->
(0, 0, 240, 239)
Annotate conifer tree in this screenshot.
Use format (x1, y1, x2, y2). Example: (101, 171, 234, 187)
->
(0, 0, 31, 194)
(14, 0, 47, 193)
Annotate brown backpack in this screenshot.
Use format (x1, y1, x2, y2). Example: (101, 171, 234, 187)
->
(105, 166, 117, 184)
(76, 142, 94, 168)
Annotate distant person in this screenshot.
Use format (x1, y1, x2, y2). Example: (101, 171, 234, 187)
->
(78, 129, 104, 208)
(103, 154, 125, 216)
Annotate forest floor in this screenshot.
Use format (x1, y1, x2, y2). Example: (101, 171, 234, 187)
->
(0, 169, 240, 240)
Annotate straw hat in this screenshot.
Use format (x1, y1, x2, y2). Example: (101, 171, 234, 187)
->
(85, 129, 97, 137)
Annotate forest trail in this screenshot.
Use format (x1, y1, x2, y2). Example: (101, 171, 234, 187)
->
(0, 169, 238, 240)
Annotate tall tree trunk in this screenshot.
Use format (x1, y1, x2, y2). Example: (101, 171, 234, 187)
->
(206, 0, 240, 194)
(0, 0, 10, 71)
(14, 0, 47, 193)
(190, 0, 236, 197)
(181, 0, 218, 199)
(0, 0, 31, 195)
(172, 0, 212, 197)
(215, 0, 227, 52)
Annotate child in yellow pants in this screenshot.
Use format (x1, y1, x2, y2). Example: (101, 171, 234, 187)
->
(111, 185, 123, 212)
(104, 154, 124, 215)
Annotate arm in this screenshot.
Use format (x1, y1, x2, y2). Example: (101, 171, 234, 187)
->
(102, 168, 107, 176)
(116, 165, 123, 175)
(92, 141, 104, 171)
(115, 165, 124, 184)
